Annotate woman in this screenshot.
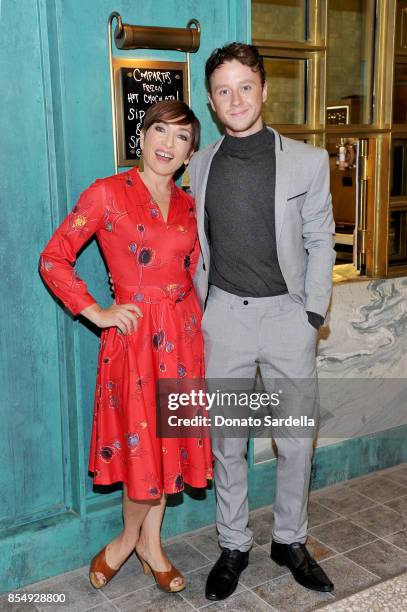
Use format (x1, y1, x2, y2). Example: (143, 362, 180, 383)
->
(39, 101, 212, 592)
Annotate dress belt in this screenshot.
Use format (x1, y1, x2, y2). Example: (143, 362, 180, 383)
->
(115, 283, 193, 309)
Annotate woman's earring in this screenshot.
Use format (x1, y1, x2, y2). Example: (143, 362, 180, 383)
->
(138, 154, 144, 172)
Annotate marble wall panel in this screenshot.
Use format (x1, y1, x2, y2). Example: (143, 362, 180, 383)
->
(254, 277, 407, 462)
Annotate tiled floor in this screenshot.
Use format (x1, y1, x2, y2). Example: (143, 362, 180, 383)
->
(317, 572, 407, 611)
(3, 463, 407, 611)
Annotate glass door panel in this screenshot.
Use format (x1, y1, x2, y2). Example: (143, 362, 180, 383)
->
(263, 57, 308, 124)
(393, 61, 407, 125)
(252, 0, 308, 42)
(326, 0, 376, 125)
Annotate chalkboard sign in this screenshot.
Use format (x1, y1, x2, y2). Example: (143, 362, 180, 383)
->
(113, 58, 188, 167)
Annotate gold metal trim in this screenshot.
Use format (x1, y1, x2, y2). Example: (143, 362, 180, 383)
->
(257, 47, 317, 59)
(390, 198, 407, 210)
(108, 12, 121, 174)
(185, 19, 200, 107)
(114, 20, 200, 52)
(267, 126, 325, 135)
(254, 40, 327, 52)
(325, 127, 388, 135)
(357, 139, 369, 273)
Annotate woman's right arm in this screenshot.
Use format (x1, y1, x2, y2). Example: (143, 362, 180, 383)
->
(39, 179, 142, 334)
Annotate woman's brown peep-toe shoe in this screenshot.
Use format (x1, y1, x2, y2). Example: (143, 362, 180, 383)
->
(136, 551, 185, 593)
(89, 545, 124, 589)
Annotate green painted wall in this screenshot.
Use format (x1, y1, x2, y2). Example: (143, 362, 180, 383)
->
(1, 0, 405, 592)
(0, 0, 250, 590)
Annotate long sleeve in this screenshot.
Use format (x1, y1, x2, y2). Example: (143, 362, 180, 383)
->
(39, 179, 106, 316)
(302, 150, 336, 318)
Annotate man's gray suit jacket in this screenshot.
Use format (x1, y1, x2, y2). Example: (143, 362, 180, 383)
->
(188, 127, 336, 318)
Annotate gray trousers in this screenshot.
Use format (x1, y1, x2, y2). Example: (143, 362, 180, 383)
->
(201, 285, 318, 551)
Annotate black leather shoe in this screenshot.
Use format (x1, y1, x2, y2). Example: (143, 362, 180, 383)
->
(270, 541, 334, 592)
(205, 548, 249, 601)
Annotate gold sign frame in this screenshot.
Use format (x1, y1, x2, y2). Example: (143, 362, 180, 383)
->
(112, 58, 188, 168)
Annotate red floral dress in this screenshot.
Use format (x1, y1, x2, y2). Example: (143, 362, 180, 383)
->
(40, 167, 213, 500)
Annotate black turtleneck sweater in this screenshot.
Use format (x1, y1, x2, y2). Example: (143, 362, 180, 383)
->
(205, 126, 288, 297)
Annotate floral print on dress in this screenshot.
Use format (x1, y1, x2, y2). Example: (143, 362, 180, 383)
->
(39, 168, 213, 500)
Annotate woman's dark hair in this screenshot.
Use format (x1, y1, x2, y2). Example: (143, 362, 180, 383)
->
(142, 100, 200, 152)
(205, 42, 266, 90)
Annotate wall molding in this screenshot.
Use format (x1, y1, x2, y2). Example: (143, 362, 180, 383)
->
(3, 425, 406, 590)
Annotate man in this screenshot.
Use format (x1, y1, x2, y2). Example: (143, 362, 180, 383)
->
(187, 43, 336, 601)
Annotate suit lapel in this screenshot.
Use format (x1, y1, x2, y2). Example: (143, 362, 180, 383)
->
(269, 128, 291, 244)
(196, 136, 224, 266)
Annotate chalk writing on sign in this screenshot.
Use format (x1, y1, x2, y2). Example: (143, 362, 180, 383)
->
(114, 60, 187, 166)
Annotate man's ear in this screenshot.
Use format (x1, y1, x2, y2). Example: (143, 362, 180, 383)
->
(208, 92, 216, 113)
(140, 130, 144, 150)
(262, 80, 268, 104)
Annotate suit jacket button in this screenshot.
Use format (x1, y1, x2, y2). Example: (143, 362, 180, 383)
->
(243, 300, 249, 305)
